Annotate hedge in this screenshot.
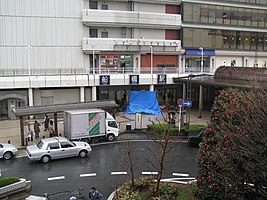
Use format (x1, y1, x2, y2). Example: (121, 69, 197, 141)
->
(0, 177, 20, 188)
(147, 124, 206, 136)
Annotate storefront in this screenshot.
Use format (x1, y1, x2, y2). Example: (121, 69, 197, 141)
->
(100, 55, 134, 70)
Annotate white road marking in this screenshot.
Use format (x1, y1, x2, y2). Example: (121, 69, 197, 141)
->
(48, 176, 65, 181)
(111, 172, 127, 175)
(162, 177, 196, 181)
(172, 173, 189, 177)
(80, 173, 97, 177)
(26, 180, 32, 183)
(142, 172, 158, 175)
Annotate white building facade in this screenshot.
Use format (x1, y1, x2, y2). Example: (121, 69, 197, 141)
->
(0, 0, 266, 119)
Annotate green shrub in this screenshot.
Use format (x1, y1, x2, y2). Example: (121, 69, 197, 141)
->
(0, 177, 20, 188)
(177, 184, 197, 200)
(147, 124, 206, 136)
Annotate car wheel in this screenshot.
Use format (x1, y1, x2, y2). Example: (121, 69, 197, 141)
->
(79, 150, 88, 158)
(107, 134, 115, 142)
(199, 142, 203, 148)
(3, 151, 13, 160)
(41, 155, 51, 163)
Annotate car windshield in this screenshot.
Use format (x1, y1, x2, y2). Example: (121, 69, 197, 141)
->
(69, 140, 76, 146)
(37, 141, 44, 149)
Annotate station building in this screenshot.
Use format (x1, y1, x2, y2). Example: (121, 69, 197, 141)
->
(0, 0, 266, 119)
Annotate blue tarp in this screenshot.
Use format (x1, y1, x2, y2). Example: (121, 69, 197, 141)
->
(124, 91, 162, 115)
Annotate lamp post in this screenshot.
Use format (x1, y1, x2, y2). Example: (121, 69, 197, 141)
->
(150, 46, 153, 75)
(199, 47, 204, 73)
(92, 45, 95, 75)
(27, 45, 31, 79)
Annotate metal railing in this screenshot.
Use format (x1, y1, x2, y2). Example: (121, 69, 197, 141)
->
(0, 67, 214, 76)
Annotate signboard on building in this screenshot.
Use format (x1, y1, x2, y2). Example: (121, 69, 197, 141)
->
(157, 74, 167, 84)
(129, 75, 139, 85)
(100, 75, 110, 86)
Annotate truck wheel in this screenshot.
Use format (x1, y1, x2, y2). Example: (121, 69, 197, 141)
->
(41, 155, 51, 163)
(79, 150, 88, 158)
(107, 134, 115, 142)
(3, 151, 13, 160)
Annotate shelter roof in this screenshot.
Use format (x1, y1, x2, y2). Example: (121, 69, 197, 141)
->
(173, 66, 267, 88)
(12, 100, 118, 116)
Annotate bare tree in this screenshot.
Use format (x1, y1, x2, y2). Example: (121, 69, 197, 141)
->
(146, 116, 175, 197)
(119, 141, 137, 191)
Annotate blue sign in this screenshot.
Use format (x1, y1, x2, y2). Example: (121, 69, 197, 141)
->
(177, 98, 184, 106)
(185, 49, 215, 56)
(184, 101, 192, 107)
(99, 75, 110, 85)
(129, 75, 139, 85)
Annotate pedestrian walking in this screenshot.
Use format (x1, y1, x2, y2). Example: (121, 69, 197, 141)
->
(27, 124, 33, 142)
(34, 120, 41, 139)
(88, 187, 103, 200)
(43, 114, 50, 131)
(48, 120, 55, 137)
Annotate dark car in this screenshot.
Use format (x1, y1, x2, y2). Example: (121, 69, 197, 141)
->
(188, 128, 206, 147)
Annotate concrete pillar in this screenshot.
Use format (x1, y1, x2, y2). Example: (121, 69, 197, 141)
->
(182, 83, 186, 100)
(20, 117, 25, 146)
(198, 85, 203, 118)
(28, 88, 33, 106)
(149, 84, 154, 91)
(92, 86, 97, 101)
(178, 55, 183, 74)
(80, 87, 85, 102)
(54, 113, 58, 136)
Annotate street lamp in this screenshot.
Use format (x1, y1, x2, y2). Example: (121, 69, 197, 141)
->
(150, 46, 153, 75)
(199, 47, 204, 74)
(92, 45, 95, 75)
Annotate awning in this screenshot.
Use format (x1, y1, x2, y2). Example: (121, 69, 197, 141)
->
(185, 49, 215, 56)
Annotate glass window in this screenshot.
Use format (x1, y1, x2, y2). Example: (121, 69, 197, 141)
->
(258, 10, 265, 27)
(230, 8, 238, 25)
(37, 141, 44, 149)
(229, 31, 237, 49)
(223, 7, 231, 25)
(183, 28, 193, 47)
(192, 4, 200, 22)
(209, 5, 216, 24)
(101, 4, 108, 10)
(108, 121, 118, 128)
(264, 34, 267, 51)
(237, 8, 245, 26)
(60, 141, 74, 148)
(90, 28, 98, 38)
(251, 32, 257, 50)
(89, 1, 97, 9)
(200, 5, 208, 23)
(101, 32, 108, 38)
(47, 142, 59, 150)
(183, 3, 192, 22)
(215, 30, 223, 49)
(236, 32, 243, 50)
(244, 8, 252, 26)
(257, 33, 264, 50)
(216, 6, 223, 24)
(252, 10, 259, 27)
(244, 32, 251, 50)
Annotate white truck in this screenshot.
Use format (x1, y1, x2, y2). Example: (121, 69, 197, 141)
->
(64, 109, 119, 142)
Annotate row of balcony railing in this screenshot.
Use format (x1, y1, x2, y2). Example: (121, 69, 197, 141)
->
(0, 67, 215, 76)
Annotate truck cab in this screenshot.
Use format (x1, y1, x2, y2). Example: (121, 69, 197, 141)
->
(106, 112, 120, 141)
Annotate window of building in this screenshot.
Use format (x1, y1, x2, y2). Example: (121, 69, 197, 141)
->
(101, 31, 108, 38)
(90, 28, 98, 38)
(89, 1, 97, 9)
(101, 4, 108, 10)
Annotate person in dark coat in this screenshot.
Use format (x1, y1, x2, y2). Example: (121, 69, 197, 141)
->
(34, 120, 41, 139)
(88, 187, 103, 200)
(43, 114, 49, 131)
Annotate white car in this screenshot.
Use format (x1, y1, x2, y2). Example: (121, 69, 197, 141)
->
(26, 137, 92, 163)
(0, 143, 18, 160)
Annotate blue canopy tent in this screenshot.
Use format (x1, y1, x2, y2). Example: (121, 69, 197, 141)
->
(124, 91, 161, 115)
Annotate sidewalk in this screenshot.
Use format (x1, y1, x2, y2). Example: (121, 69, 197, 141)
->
(0, 110, 211, 150)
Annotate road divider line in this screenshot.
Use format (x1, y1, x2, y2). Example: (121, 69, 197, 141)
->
(111, 172, 127, 175)
(172, 173, 189, 177)
(142, 172, 158, 175)
(48, 176, 65, 181)
(80, 173, 97, 177)
(26, 180, 32, 183)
